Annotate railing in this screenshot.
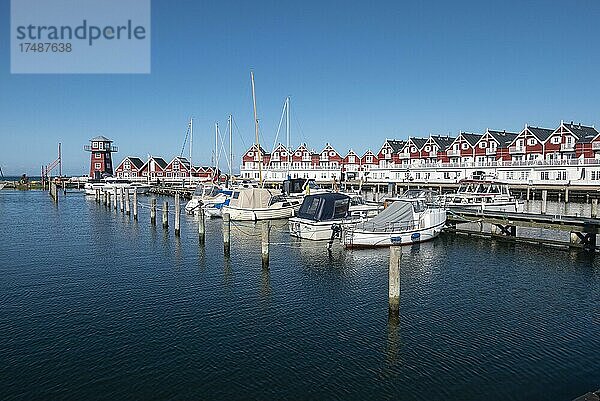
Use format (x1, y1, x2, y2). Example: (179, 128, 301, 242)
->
(447, 149, 460, 157)
(84, 145, 118, 152)
(560, 143, 575, 151)
(485, 148, 497, 155)
(398, 152, 410, 159)
(509, 146, 525, 154)
(428, 151, 437, 158)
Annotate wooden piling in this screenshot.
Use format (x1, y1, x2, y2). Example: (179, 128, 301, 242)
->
(526, 186, 530, 201)
(113, 187, 118, 210)
(223, 213, 231, 256)
(261, 221, 270, 269)
(133, 190, 138, 220)
(125, 189, 131, 215)
(95, 188, 100, 202)
(150, 198, 157, 225)
(592, 199, 598, 219)
(120, 189, 124, 212)
(106, 189, 111, 207)
(388, 246, 401, 315)
(541, 190, 548, 215)
(162, 201, 169, 228)
(198, 211, 205, 244)
(565, 187, 569, 203)
(174, 193, 181, 236)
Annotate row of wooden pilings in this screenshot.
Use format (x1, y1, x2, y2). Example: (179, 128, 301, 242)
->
(528, 188, 599, 217)
(93, 188, 400, 314)
(93, 188, 273, 269)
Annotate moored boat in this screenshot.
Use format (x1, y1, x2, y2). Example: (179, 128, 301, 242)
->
(344, 198, 446, 248)
(439, 178, 523, 212)
(289, 193, 365, 241)
(222, 187, 300, 221)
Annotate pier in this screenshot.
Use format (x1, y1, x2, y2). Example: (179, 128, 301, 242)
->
(446, 208, 600, 251)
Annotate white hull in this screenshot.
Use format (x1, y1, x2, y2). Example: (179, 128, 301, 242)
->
(222, 205, 297, 221)
(289, 218, 359, 241)
(446, 201, 524, 213)
(0, 183, 6, 190)
(345, 221, 446, 248)
(203, 206, 223, 218)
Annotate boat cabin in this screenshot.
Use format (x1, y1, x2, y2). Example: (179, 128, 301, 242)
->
(297, 193, 350, 222)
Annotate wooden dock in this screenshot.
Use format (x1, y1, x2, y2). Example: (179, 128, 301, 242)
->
(446, 208, 600, 251)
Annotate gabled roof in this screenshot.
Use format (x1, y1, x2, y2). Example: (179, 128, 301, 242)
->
(382, 139, 405, 153)
(428, 135, 456, 151)
(169, 156, 191, 169)
(460, 132, 483, 146)
(562, 122, 599, 144)
(486, 130, 518, 147)
(248, 144, 269, 155)
(150, 157, 168, 169)
(125, 157, 145, 169)
(320, 143, 340, 154)
(90, 135, 112, 142)
(407, 137, 427, 150)
(525, 125, 553, 142)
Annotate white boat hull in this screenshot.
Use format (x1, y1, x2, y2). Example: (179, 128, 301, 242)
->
(345, 220, 446, 248)
(288, 219, 345, 241)
(446, 201, 524, 213)
(222, 205, 297, 221)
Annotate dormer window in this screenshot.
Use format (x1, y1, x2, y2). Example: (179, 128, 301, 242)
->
(411, 147, 416, 153)
(528, 138, 536, 146)
(479, 142, 486, 148)
(567, 136, 573, 144)
(462, 143, 469, 150)
(425, 146, 430, 152)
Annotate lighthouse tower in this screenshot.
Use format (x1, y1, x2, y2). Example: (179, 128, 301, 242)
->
(84, 135, 118, 179)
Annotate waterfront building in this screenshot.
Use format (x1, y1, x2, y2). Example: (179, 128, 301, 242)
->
(114, 157, 145, 178)
(84, 135, 118, 179)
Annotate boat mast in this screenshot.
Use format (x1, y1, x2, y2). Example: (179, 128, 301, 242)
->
(228, 114, 233, 183)
(251, 71, 262, 184)
(215, 122, 219, 182)
(189, 117, 193, 187)
(286, 96, 290, 179)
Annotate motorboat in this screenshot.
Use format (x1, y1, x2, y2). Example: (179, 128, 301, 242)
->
(345, 192, 383, 219)
(201, 188, 234, 218)
(283, 178, 330, 200)
(289, 193, 365, 241)
(185, 184, 230, 215)
(221, 187, 301, 221)
(344, 198, 447, 248)
(84, 178, 150, 196)
(439, 179, 524, 212)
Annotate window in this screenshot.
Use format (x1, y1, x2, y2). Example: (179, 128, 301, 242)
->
(551, 136, 560, 144)
(462, 143, 469, 150)
(566, 136, 573, 144)
(248, 151, 254, 156)
(98, 142, 104, 150)
(94, 153, 101, 158)
(528, 138, 536, 146)
(330, 151, 336, 156)
(479, 142, 486, 148)
(348, 155, 355, 163)
(425, 146, 430, 152)
(124, 161, 130, 169)
(541, 171, 549, 180)
(94, 163, 101, 169)
(411, 147, 416, 153)
(92, 142, 98, 149)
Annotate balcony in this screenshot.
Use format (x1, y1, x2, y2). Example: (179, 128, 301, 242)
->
(509, 145, 525, 154)
(447, 149, 460, 157)
(398, 152, 410, 159)
(560, 143, 575, 152)
(426, 151, 436, 158)
(84, 145, 118, 152)
(485, 148, 497, 155)
(593, 142, 600, 150)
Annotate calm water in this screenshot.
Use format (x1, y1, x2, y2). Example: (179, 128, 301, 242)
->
(1, 191, 599, 401)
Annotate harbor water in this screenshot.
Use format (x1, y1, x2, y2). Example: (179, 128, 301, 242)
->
(1, 190, 599, 400)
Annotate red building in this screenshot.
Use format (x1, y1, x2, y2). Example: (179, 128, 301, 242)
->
(508, 125, 553, 161)
(376, 139, 404, 168)
(421, 135, 455, 164)
(115, 156, 145, 178)
(84, 135, 118, 179)
(473, 130, 517, 163)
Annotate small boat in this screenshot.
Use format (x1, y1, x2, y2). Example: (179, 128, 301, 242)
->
(289, 193, 365, 241)
(344, 198, 446, 248)
(185, 184, 227, 214)
(201, 188, 234, 218)
(345, 192, 383, 219)
(222, 187, 301, 221)
(439, 178, 523, 212)
(84, 178, 150, 196)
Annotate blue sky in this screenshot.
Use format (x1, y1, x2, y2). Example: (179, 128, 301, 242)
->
(1, 0, 600, 175)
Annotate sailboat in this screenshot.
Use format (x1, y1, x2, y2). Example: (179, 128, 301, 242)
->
(221, 72, 301, 221)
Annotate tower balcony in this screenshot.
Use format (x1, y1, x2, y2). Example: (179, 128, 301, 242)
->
(84, 145, 118, 152)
